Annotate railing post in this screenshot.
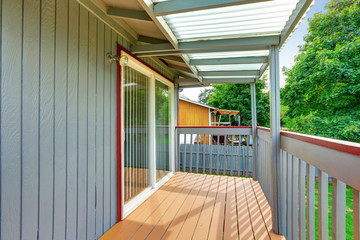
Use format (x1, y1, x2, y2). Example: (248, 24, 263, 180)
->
(269, 45, 282, 235)
(251, 83, 257, 180)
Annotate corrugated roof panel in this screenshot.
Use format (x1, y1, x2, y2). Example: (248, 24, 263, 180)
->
(163, 0, 300, 41)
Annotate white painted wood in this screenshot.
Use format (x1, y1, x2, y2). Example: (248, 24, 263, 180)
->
(246, 136, 249, 177)
(281, 134, 360, 192)
(281, 150, 287, 236)
(270, 44, 282, 234)
(223, 135, 227, 175)
(183, 134, 187, 172)
(251, 83, 257, 180)
(216, 135, 220, 175)
(292, 156, 299, 240)
(332, 179, 346, 240)
(257, 128, 271, 142)
(231, 135, 234, 176)
(306, 164, 315, 240)
(21, 0, 41, 238)
(202, 134, 206, 173)
(199, 70, 259, 77)
(189, 56, 268, 65)
(196, 134, 199, 173)
(189, 134, 193, 172)
(318, 170, 328, 240)
(107, 7, 152, 21)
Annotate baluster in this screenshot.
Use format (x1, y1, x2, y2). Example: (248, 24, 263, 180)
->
(177, 132, 180, 171)
(238, 135, 241, 177)
(189, 134, 193, 173)
(246, 135, 249, 177)
(299, 160, 306, 240)
(292, 156, 299, 240)
(287, 153, 293, 240)
(307, 164, 315, 240)
(223, 135, 227, 176)
(230, 135, 234, 176)
(281, 150, 287, 236)
(318, 170, 328, 240)
(202, 134, 206, 174)
(183, 134, 187, 172)
(332, 178, 346, 240)
(216, 135, 220, 175)
(196, 134, 199, 173)
(209, 134, 213, 174)
(354, 189, 360, 240)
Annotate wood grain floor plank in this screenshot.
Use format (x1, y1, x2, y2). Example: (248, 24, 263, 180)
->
(176, 175, 215, 239)
(224, 177, 239, 240)
(243, 178, 270, 240)
(161, 174, 208, 239)
(208, 176, 228, 240)
(235, 178, 255, 240)
(192, 175, 221, 240)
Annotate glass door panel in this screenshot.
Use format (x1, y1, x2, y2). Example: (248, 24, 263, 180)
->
(124, 66, 150, 203)
(155, 80, 171, 182)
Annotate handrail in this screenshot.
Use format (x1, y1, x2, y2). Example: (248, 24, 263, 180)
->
(256, 126, 360, 240)
(177, 126, 252, 135)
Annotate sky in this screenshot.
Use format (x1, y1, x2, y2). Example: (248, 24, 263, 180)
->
(181, 0, 331, 101)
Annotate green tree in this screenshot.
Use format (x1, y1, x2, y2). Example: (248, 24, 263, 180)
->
(199, 77, 270, 127)
(282, 0, 360, 142)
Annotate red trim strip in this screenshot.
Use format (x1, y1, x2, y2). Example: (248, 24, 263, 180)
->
(117, 44, 174, 84)
(257, 126, 270, 132)
(280, 131, 360, 157)
(116, 45, 122, 222)
(176, 126, 252, 129)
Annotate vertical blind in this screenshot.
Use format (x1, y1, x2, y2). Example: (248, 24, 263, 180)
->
(124, 66, 150, 203)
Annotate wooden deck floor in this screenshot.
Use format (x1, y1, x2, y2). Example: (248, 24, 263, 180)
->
(100, 172, 284, 240)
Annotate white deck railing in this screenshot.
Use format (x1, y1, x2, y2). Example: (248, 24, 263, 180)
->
(175, 126, 253, 177)
(257, 126, 360, 240)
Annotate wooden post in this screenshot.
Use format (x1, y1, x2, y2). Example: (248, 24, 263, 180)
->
(251, 83, 257, 180)
(269, 45, 282, 234)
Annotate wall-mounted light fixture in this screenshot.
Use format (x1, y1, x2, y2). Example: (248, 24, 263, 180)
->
(107, 53, 128, 67)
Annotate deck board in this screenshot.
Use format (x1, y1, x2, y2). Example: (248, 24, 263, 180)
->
(100, 172, 284, 240)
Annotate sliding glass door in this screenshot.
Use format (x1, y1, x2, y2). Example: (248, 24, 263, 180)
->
(120, 51, 175, 219)
(123, 66, 150, 203)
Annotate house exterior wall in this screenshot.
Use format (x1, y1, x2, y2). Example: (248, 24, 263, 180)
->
(178, 100, 211, 126)
(0, 0, 175, 239)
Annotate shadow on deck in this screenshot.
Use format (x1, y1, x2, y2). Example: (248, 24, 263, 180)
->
(100, 172, 284, 240)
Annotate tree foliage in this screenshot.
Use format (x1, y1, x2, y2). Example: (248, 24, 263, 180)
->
(199, 78, 270, 127)
(281, 0, 360, 142)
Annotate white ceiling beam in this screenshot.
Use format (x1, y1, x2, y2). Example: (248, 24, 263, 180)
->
(256, 63, 269, 81)
(189, 56, 268, 65)
(280, 0, 314, 47)
(136, 45, 270, 57)
(160, 55, 184, 64)
(107, 7, 152, 21)
(202, 78, 256, 84)
(199, 70, 259, 77)
(167, 64, 192, 73)
(137, 35, 169, 44)
(153, 0, 271, 16)
(132, 35, 279, 53)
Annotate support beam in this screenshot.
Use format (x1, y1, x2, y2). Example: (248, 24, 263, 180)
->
(167, 64, 192, 73)
(256, 63, 269, 81)
(136, 45, 270, 57)
(269, 45, 282, 234)
(251, 83, 257, 180)
(137, 35, 169, 44)
(202, 78, 255, 84)
(189, 56, 268, 65)
(132, 35, 279, 54)
(153, 0, 271, 16)
(160, 56, 185, 64)
(198, 70, 259, 77)
(280, 0, 314, 47)
(107, 7, 152, 21)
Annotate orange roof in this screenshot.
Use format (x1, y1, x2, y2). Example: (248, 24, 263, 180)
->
(214, 109, 239, 116)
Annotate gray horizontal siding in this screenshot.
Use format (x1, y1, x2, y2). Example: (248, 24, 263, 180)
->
(0, 0, 175, 239)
